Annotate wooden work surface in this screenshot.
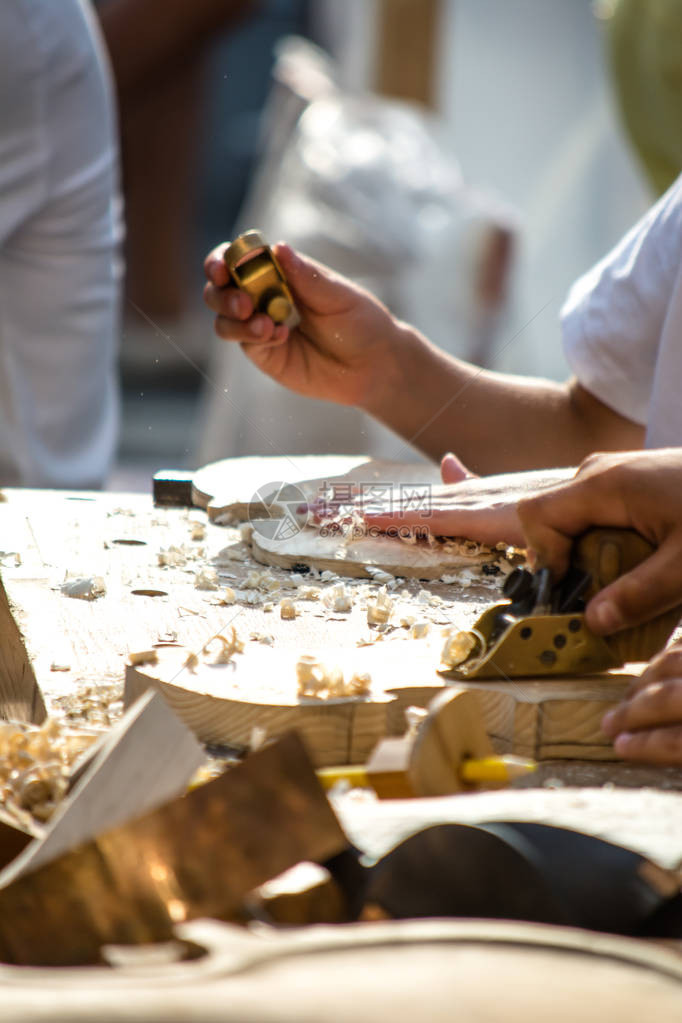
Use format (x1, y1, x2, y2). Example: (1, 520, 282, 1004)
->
(0, 484, 681, 1011)
(0, 483, 680, 791)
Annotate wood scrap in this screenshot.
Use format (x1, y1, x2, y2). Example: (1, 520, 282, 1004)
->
(125, 646, 393, 767)
(0, 732, 345, 966)
(191, 454, 383, 521)
(0, 570, 46, 724)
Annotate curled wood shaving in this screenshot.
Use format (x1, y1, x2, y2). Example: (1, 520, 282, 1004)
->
(441, 628, 477, 668)
(203, 627, 244, 664)
(295, 656, 372, 700)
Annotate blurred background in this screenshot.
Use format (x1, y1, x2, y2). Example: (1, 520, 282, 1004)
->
(99, 0, 665, 490)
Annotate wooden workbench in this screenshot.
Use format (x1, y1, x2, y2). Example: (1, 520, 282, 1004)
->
(0, 484, 681, 791)
(0, 484, 681, 1018)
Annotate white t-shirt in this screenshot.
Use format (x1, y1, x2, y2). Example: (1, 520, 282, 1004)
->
(561, 173, 682, 449)
(0, 0, 121, 488)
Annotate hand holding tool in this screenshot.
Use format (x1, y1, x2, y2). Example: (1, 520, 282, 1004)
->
(440, 528, 682, 680)
(223, 229, 300, 328)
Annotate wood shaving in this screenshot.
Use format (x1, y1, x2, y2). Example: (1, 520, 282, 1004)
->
(194, 567, 219, 590)
(59, 576, 106, 600)
(251, 632, 274, 645)
(158, 546, 187, 568)
(221, 587, 236, 604)
(202, 627, 244, 665)
(244, 569, 279, 592)
(279, 598, 297, 620)
(365, 566, 394, 585)
(190, 521, 206, 541)
(234, 589, 265, 605)
(128, 649, 159, 667)
(441, 628, 477, 668)
(295, 656, 372, 700)
(367, 589, 393, 626)
(323, 583, 353, 612)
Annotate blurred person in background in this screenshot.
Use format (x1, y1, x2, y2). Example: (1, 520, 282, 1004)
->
(95, 0, 255, 332)
(0, 0, 121, 487)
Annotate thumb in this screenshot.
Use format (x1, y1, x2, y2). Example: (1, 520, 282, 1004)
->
(586, 539, 682, 634)
(440, 452, 476, 485)
(273, 243, 367, 316)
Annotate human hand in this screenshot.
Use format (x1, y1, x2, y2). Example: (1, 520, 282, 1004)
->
(517, 449, 682, 636)
(361, 466, 574, 547)
(601, 641, 682, 765)
(203, 242, 405, 410)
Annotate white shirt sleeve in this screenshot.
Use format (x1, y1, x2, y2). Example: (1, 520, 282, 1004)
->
(561, 174, 682, 428)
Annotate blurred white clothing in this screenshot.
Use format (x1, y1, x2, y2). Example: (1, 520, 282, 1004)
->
(562, 173, 682, 449)
(0, 0, 121, 487)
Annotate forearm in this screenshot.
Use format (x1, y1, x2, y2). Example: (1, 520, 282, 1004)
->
(363, 326, 644, 472)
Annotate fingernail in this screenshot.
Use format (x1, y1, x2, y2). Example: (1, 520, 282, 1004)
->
(590, 599, 622, 634)
(601, 709, 616, 736)
(275, 242, 294, 263)
(613, 731, 634, 755)
(249, 318, 265, 337)
(228, 292, 242, 316)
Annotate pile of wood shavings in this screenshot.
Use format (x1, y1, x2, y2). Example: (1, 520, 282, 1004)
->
(51, 683, 124, 731)
(0, 718, 98, 827)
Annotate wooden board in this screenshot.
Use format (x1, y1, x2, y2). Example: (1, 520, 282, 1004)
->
(0, 917, 680, 1022)
(0, 486, 506, 704)
(191, 454, 440, 522)
(125, 640, 640, 767)
(245, 464, 577, 579)
(124, 646, 394, 767)
(0, 570, 46, 724)
(250, 522, 497, 579)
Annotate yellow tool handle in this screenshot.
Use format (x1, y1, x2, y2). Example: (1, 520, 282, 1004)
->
(316, 765, 371, 792)
(459, 755, 536, 785)
(317, 755, 536, 793)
